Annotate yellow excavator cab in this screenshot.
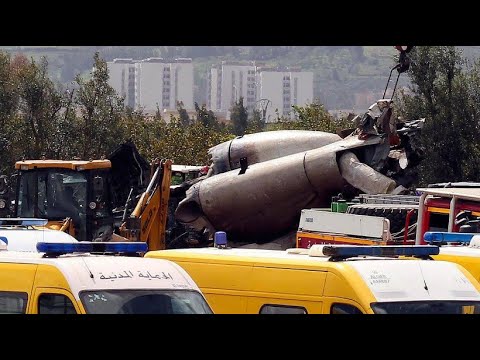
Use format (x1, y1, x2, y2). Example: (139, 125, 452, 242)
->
(14, 159, 113, 242)
(15, 160, 111, 171)
(13, 154, 172, 251)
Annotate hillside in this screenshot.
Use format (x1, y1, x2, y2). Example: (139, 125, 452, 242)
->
(1, 46, 477, 112)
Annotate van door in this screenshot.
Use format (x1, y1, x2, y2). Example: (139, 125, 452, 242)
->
(31, 288, 82, 314)
(172, 261, 252, 314)
(246, 266, 326, 314)
(0, 263, 36, 314)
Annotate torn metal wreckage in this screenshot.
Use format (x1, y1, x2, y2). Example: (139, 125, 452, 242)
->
(173, 100, 425, 249)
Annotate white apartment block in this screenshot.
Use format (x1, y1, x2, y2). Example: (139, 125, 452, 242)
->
(207, 62, 313, 122)
(207, 61, 257, 112)
(106, 59, 136, 109)
(258, 69, 314, 121)
(107, 58, 194, 114)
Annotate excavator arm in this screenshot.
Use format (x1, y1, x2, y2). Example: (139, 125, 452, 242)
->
(119, 159, 173, 250)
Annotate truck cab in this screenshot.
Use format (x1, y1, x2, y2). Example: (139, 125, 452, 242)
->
(12, 156, 173, 251)
(14, 160, 113, 242)
(415, 186, 480, 245)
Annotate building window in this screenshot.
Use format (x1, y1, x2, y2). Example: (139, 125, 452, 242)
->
(294, 78, 298, 105)
(259, 304, 307, 314)
(239, 71, 243, 97)
(0, 291, 28, 314)
(121, 69, 126, 96)
(330, 303, 363, 314)
(175, 67, 180, 106)
(38, 293, 77, 314)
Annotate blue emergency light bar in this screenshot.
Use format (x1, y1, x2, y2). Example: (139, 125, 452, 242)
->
(423, 232, 475, 244)
(0, 218, 48, 226)
(36, 241, 148, 255)
(311, 244, 439, 258)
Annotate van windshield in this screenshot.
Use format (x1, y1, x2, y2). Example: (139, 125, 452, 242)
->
(80, 289, 213, 314)
(371, 301, 480, 314)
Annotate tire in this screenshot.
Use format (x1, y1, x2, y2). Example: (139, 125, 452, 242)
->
(347, 204, 418, 233)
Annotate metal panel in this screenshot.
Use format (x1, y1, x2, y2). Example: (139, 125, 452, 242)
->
(299, 209, 389, 239)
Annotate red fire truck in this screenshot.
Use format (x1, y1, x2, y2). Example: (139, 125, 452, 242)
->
(296, 184, 480, 248)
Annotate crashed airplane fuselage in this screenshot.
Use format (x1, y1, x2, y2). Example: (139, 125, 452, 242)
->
(175, 100, 424, 244)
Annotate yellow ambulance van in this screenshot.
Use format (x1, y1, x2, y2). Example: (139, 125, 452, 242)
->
(146, 241, 480, 314)
(0, 239, 213, 314)
(425, 232, 480, 283)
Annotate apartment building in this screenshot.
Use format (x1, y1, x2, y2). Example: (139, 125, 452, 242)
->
(107, 58, 194, 114)
(257, 68, 314, 121)
(207, 61, 257, 112)
(106, 58, 136, 109)
(208, 62, 313, 122)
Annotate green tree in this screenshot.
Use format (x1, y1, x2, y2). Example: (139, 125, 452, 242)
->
(0, 52, 20, 174)
(16, 55, 63, 159)
(176, 101, 190, 127)
(246, 109, 265, 134)
(395, 46, 480, 185)
(49, 87, 80, 160)
(230, 97, 248, 136)
(75, 52, 126, 159)
(268, 101, 352, 133)
(195, 102, 218, 129)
